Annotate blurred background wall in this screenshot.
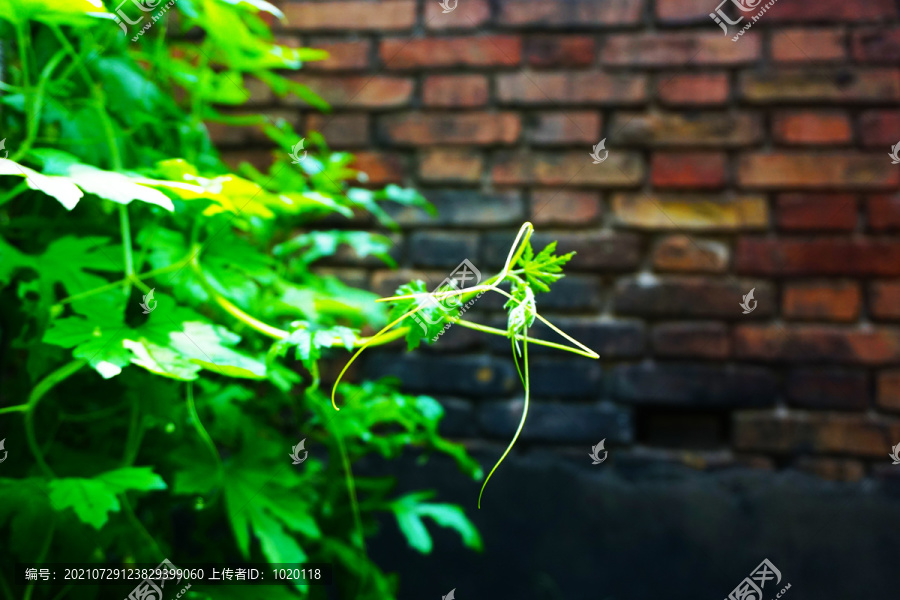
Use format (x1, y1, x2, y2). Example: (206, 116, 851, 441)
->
(214, 0, 900, 597)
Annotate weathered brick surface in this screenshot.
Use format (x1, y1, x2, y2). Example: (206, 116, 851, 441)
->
(738, 153, 898, 189)
(775, 194, 857, 231)
(651, 153, 727, 189)
(290, 75, 414, 108)
(424, 0, 490, 30)
(734, 411, 900, 457)
(651, 322, 730, 358)
(736, 238, 900, 276)
(652, 236, 729, 273)
(497, 0, 643, 28)
(658, 74, 729, 106)
(869, 281, 900, 320)
(785, 368, 868, 409)
(478, 400, 633, 443)
(740, 69, 900, 103)
(772, 111, 852, 145)
(418, 150, 483, 183)
(408, 231, 479, 268)
(261, 0, 900, 477)
(530, 112, 600, 145)
(614, 277, 775, 319)
(734, 325, 900, 364)
(525, 36, 595, 67)
(423, 75, 489, 107)
(771, 29, 846, 63)
(611, 112, 762, 147)
(860, 111, 900, 147)
(783, 281, 861, 322)
(868, 194, 900, 229)
(601, 33, 761, 66)
(379, 112, 521, 146)
(305, 39, 371, 71)
(497, 72, 647, 105)
(381, 36, 522, 69)
(611, 194, 768, 230)
(611, 363, 777, 407)
(492, 151, 644, 187)
(282, 1, 416, 31)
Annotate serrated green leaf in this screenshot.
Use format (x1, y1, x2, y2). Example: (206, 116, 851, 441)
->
(94, 467, 168, 493)
(48, 479, 119, 530)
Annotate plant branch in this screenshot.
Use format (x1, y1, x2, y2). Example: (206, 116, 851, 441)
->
(23, 360, 87, 477)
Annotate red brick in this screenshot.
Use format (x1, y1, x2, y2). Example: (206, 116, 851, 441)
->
(656, 0, 717, 24)
(868, 194, 900, 231)
(492, 151, 644, 187)
(498, 0, 643, 27)
(306, 114, 369, 147)
(783, 282, 861, 322)
(283, 1, 416, 31)
(765, 0, 897, 22)
(651, 152, 727, 189)
(379, 112, 520, 146)
(877, 371, 900, 410)
(651, 322, 730, 359)
(738, 153, 899, 189)
(740, 69, 900, 103)
(305, 40, 370, 71)
(419, 150, 482, 183)
(776, 194, 857, 231)
(652, 235, 729, 273)
(381, 36, 521, 69)
(772, 112, 852, 145)
(425, 0, 490, 30)
(611, 112, 761, 147)
(870, 281, 900, 320)
(658, 74, 729, 106)
(735, 411, 900, 457)
(525, 36, 595, 68)
(423, 75, 489, 108)
(853, 27, 900, 63)
(771, 29, 845, 63)
(735, 325, 900, 364)
(602, 33, 760, 66)
(531, 112, 600, 145)
(353, 151, 405, 185)
(497, 72, 647, 105)
(859, 111, 900, 147)
(531, 190, 602, 226)
(290, 75, 413, 108)
(736, 238, 900, 276)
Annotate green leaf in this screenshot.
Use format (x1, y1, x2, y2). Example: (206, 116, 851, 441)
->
(387, 281, 453, 351)
(94, 467, 168, 494)
(388, 491, 482, 554)
(48, 467, 166, 530)
(0, 157, 83, 210)
(515, 240, 575, 293)
(42, 316, 132, 379)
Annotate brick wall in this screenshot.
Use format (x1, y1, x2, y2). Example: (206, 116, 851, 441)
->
(219, 0, 900, 482)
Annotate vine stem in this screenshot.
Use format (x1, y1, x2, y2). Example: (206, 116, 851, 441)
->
(478, 329, 530, 509)
(18, 360, 87, 477)
(54, 259, 189, 307)
(186, 381, 224, 504)
(189, 247, 410, 348)
(23, 524, 54, 600)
